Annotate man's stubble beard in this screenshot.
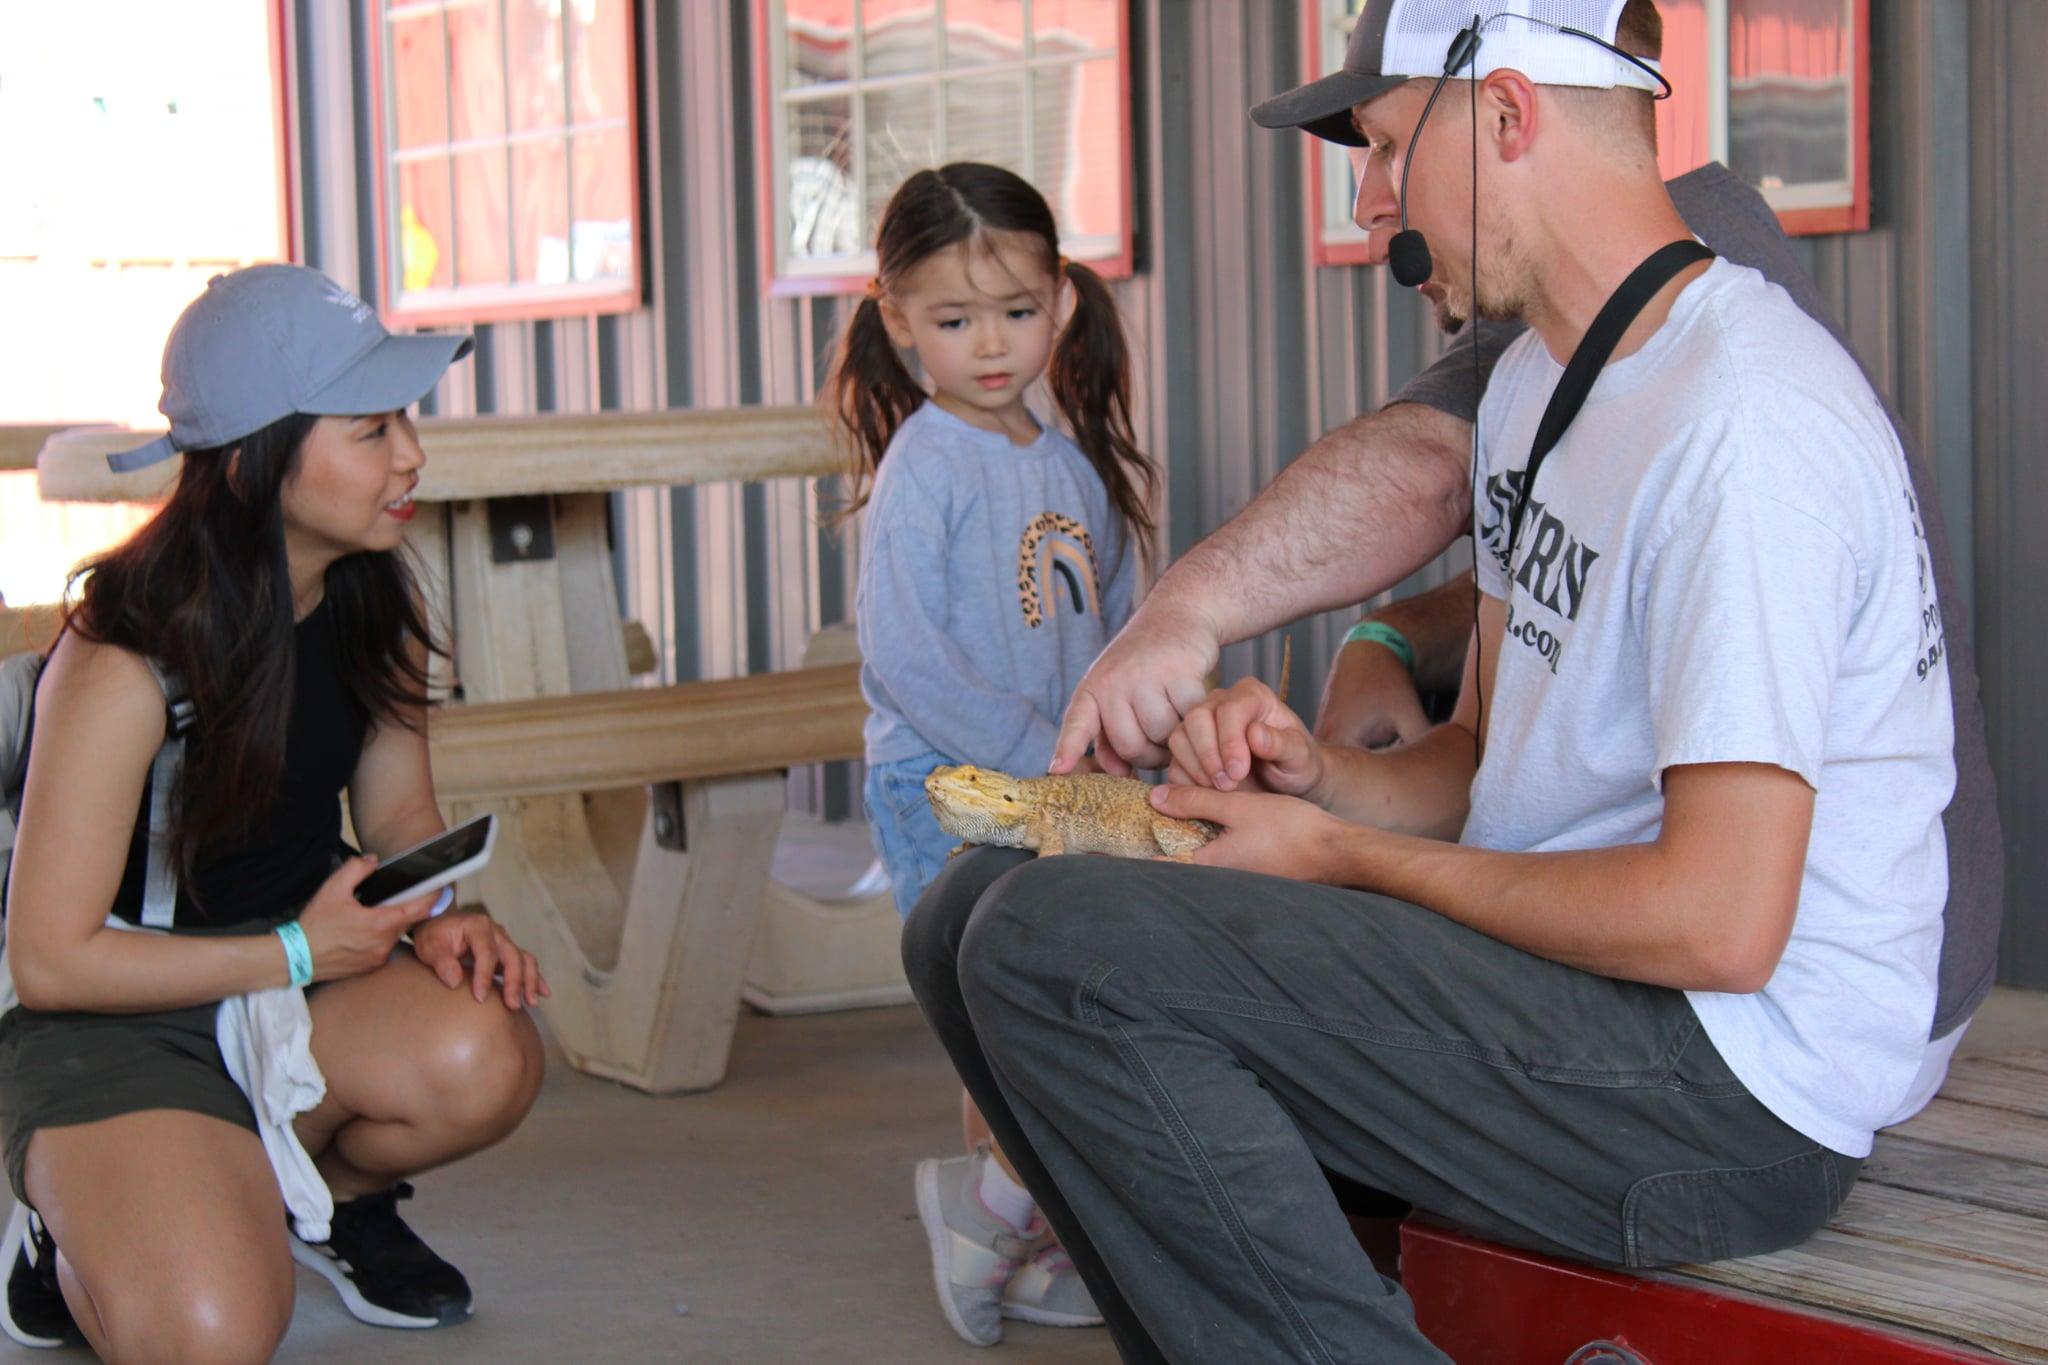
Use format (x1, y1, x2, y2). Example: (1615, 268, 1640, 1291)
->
(1433, 216, 1533, 334)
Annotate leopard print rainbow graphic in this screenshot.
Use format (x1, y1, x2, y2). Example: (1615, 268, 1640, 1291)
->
(1017, 512, 1101, 629)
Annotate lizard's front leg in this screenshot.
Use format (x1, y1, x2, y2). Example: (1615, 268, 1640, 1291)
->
(1031, 818, 1068, 857)
(1150, 821, 1206, 864)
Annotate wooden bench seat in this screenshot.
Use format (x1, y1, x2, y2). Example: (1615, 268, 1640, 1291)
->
(1401, 1037, 2048, 1363)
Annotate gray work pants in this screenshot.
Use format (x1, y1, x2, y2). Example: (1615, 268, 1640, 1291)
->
(902, 848, 1859, 1364)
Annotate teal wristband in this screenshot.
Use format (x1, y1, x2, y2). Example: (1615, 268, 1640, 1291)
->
(1342, 620, 1417, 674)
(275, 921, 314, 989)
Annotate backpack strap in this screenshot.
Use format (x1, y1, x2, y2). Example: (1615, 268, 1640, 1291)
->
(137, 659, 192, 929)
(0, 651, 45, 850)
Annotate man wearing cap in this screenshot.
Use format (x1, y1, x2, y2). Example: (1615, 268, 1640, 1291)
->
(900, 2, 1967, 1359)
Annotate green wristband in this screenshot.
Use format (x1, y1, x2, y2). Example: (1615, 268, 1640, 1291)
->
(275, 920, 314, 988)
(1341, 620, 1416, 674)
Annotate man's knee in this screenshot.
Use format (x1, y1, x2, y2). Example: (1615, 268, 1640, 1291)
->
(955, 855, 1161, 1020)
(900, 846, 1031, 998)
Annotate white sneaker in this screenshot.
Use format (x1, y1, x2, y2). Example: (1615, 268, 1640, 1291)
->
(914, 1152, 1040, 1347)
(1001, 1242, 1103, 1328)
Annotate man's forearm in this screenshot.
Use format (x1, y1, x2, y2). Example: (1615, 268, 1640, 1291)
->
(1148, 402, 1472, 644)
(1357, 571, 1477, 696)
(1327, 832, 1773, 993)
(1315, 722, 1477, 839)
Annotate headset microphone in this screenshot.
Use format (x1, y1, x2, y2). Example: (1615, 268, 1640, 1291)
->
(1389, 22, 1482, 289)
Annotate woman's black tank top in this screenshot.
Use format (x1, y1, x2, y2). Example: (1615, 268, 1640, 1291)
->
(111, 599, 368, 928)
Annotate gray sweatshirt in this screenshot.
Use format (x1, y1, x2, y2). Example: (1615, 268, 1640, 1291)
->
(856, 401, 1138, 775)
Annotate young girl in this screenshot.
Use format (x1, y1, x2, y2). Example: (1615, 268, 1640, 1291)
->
(0, 264, 547, 1361)
(826, 162, 1157, 1348)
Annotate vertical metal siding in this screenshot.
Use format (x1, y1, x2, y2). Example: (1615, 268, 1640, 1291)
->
(1969, 1, 2046, 988)
(294, 0, 2040, 983)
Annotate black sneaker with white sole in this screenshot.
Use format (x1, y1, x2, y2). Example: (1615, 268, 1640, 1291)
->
(290, 1183, 472, 1329)
(1, 1206, 84, 1349)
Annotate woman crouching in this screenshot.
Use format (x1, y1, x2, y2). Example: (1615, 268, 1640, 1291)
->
(0, 264, 547, 1361)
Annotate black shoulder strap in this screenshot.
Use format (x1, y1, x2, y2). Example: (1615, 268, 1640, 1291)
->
(1506, 239, 1715, 559)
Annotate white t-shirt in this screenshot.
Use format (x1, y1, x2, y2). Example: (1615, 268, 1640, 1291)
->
(1465, 259, 1956, 1158)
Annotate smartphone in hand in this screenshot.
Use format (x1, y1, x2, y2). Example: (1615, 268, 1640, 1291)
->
(354, 813, 498, 907)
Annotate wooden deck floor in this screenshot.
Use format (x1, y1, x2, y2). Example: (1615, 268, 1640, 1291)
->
(1678, 1048, 2048, 1362)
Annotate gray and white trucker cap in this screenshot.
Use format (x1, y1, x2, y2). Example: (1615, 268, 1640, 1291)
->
(109, 264, 473, 472)
(1251, 0, 1661, 147)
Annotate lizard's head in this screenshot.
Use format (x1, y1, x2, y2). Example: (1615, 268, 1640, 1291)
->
(924, 764, 1031, 846)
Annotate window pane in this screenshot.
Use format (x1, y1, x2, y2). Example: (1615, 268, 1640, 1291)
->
(568, 0, 631, 124)
(1032, 58, 1118, 239)
(1031, 0, 1117, 58)
(447, 0, 508, 142)
(863, 0, 937, 78)
(1728, 0, 1852, 194)
(787, 95, 860, 262)
(511, 137, 569, 284)
(1654, 0, 1714, 180)
(398, 160, 455, 293)
(452, 147, 511, 286)
(864, 84, 937, 235)
(944, 76, 1022, 174)
(505, 0, 565, 134)
(389, 11, 448, 151)
(945, 0, 1024, 68)
(784, 0, 852, 88)
(569, 128, 633, 283)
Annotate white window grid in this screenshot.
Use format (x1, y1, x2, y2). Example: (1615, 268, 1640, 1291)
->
(765, 0, 1125, 283)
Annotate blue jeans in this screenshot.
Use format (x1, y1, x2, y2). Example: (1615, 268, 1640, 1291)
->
(863, 752, 959, 918)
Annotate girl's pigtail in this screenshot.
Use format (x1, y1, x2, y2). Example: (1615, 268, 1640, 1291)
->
(824, 294, 925, 523)
(1050, 261, 1159, 566)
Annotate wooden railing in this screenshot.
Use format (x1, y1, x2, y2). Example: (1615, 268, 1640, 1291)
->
(428, 664, 866, 804)
(15, 406, 846, 501)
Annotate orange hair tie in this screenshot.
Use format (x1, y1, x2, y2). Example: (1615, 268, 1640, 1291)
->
(1058, 255, 1071, 277)
(865, 277, 883, 299)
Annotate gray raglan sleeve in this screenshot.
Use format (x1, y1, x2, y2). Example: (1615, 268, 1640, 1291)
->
(1389, 318, 1529, 424)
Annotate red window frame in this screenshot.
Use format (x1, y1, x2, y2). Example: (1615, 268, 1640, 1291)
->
(1302, 0, 1373, 268)
(752, 0, 1136, 298)
(362, 0, 645, 327)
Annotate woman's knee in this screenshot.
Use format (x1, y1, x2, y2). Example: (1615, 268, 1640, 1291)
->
(418, 999, 545, 1134)
(92, 1260, 293, 1365)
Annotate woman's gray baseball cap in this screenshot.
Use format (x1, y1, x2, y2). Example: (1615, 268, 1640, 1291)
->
(109, 264, 472, 473)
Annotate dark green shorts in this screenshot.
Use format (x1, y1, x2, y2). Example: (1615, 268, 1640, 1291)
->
(0, 1000, 257, 1205)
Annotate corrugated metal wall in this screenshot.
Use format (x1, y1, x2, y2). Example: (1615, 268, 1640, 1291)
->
(286, 0, 2043, 985)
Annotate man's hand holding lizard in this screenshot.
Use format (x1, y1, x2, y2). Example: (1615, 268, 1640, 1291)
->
(1149, 782, 1350, 882)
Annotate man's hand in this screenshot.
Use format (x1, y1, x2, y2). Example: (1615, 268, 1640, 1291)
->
(411, 906, 551, 1009)
(1165, 677, 1326, 801)
(1149, 783, 1348, 882)
(1052, 605, 1220, 774)
(1314, 638, 1432, 749)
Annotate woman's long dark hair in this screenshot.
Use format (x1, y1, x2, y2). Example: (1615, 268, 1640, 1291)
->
(824, 163, 1158, 556)
(64, 412, 440, 882)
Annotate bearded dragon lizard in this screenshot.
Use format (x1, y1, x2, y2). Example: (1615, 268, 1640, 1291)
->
(921, 638, 1292, 863)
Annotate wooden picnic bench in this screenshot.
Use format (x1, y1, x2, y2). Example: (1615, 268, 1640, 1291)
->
(21, 411, 904, 1095)
(1399, 1019, 2048, 1363)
